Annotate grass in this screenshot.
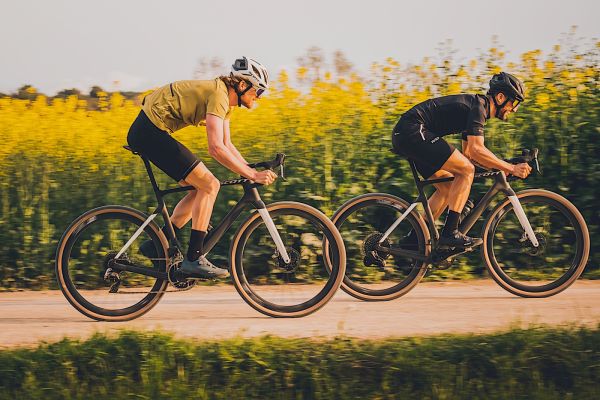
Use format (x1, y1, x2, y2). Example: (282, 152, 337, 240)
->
(1, 326, 598, 399)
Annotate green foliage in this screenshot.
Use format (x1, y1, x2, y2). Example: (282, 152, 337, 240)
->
(0, 41, 598, 288)
(1, 327, 599, 399)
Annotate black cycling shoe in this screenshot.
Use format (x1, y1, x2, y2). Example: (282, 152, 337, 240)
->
(438, 230, 483, 249)
(139, 239, 158, 259)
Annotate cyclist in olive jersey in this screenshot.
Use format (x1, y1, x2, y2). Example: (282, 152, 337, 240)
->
(392, 72, 532, 249)
(127, 57, 277, 279)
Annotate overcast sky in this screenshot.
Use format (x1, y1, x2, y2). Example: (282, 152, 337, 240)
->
(1, 0, 598, 95)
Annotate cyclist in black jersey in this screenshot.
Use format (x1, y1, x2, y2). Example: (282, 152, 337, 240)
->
(392, 72, 532, 249)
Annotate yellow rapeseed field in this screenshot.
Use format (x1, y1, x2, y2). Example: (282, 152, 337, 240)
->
(0, 44, 598, 288)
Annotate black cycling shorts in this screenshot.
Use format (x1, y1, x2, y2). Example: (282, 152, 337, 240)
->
(127, 110, 200, 182)
(391, 117, 455, 179)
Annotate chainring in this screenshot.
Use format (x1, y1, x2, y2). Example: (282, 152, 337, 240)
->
(167, 264, 198, 289)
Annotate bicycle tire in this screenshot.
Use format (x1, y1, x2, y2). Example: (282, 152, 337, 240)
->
(482, 189, 590, 297)
(230, 201, 346, 317)
(55, 205, 169, 321)
(329, 193, 430, 301)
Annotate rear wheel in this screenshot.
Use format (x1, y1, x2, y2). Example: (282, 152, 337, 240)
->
(55, 206, 169, 321)
(329, 193, 430, 301)
(482, 189, 590, 297)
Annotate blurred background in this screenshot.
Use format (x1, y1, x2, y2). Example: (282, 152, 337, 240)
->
(0, 0, 598, 289)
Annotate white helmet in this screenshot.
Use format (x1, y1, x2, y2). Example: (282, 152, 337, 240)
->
(231, 57, 269, 91)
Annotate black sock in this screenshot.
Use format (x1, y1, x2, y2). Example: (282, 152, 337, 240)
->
(442, 210, 461, 236)
(186, 229, 207, 261)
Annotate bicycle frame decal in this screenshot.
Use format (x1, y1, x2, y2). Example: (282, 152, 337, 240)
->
(257, 208, 291, 263)
(508, 195, 540, 247)
(115, 213, 158, 258)
(379, 202, 419, 243)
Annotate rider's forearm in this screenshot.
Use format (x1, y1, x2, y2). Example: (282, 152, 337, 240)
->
(226, 142, 248, 165)
(209, 145, 256, 180)
(468, 145, 514, 174)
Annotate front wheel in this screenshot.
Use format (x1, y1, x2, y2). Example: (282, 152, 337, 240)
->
(482, 189, 590, 297)
(230, 202, 346, 317)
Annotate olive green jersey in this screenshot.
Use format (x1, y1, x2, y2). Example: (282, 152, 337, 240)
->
(142, 78, 233, 133)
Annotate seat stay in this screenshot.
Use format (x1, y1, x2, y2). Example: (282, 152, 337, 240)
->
(115, 213, 159, 259)
(378, 202, 419, 244)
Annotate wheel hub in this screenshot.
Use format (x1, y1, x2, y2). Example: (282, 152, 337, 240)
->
(520, 232, 547, 256)
(276, 248, 300, 273)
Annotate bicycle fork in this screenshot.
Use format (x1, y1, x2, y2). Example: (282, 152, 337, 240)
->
(257, 209, 291, 263)
(507, 195, 539, 247)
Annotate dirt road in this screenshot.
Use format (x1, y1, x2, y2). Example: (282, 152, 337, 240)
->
(1, 280, 598, 348)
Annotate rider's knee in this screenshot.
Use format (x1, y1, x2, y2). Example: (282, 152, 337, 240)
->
(455, 160, 474, 180)
(205, 175, 221, 196)
(464, 162, 475, 179)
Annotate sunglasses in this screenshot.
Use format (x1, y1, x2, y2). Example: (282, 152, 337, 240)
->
(256, 88, 265, 98)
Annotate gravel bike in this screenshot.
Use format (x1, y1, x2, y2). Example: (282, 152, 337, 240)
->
(56, 146, 346, 320)
(328, 148, 589, 301)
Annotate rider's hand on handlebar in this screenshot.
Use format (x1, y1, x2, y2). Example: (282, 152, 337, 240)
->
(510, 163, 532, 179)
(252, 169, 277, 185)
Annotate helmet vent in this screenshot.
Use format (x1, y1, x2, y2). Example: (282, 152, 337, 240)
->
(252, 65, 261, 78)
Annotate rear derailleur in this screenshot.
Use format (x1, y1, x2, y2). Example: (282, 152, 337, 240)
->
(363, 232, 390, 268)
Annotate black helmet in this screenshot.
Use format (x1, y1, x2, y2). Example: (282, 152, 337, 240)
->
(488, 72, 525, 101)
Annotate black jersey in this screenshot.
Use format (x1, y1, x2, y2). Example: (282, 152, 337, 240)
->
(395, 94, 490, 140)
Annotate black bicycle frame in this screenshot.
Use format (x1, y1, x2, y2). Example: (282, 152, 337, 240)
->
(374, 160, 517, 262)
(140, 156, 267, 256)
(111, 148, 270, 278)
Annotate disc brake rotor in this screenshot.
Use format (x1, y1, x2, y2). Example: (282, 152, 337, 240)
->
(520, 232, 547, 256)
(276, 247, 301, 273)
